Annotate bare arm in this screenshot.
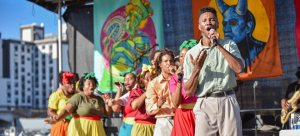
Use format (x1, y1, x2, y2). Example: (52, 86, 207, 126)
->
(184, 50, 207, 97)
(172, 83, 182, 108)
(112, 81, 123, 112)
(56, 104, 74, 121)
(216, 45, 244, 73)
(131, 93, 146, 110)
(47, 108, 57, 118)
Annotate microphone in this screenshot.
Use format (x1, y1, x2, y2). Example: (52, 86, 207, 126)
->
(172, 66, 184, 83)
(178, 66, 183, 83)
(209, 29, 217, 46)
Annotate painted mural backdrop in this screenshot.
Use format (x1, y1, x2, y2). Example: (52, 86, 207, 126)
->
(94, 0, 164, 93)
(191, 0, 283, 81)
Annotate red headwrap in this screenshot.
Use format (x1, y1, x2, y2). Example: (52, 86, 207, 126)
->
(62, 72, 75, 84)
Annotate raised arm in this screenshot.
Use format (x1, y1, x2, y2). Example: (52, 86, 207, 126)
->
(170, 69, 183, 108)
(184, 50, 207, 97)
(131, 93, 146, 110)
(111, 81, 124, 112)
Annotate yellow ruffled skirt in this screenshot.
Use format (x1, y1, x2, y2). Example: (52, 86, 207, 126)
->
(68, 115, 106, 136)
(131, 123, 155, 136)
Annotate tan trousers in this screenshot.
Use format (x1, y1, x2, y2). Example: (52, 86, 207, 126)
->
(153, 117, 174, 136)
(193, 94, 242, 136)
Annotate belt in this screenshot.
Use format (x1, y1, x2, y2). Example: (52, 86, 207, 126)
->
(178, 102, 196, 109)
(205, 90, 235, 97)
(165, 116, 174, 120)
(123, 117, 136, 125)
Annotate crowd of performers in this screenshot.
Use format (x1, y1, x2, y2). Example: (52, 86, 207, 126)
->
(44, 7, 245, 136)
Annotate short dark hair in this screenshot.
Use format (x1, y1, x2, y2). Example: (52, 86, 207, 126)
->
(199, 6, 217, 19)
(154, 47, 175, 77)
(150, 50, 161, 61)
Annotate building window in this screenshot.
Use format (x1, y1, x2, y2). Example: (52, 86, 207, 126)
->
(35, 91, 39, 95)
(21, 52, 25, 59)
(43, 75, 46, 80)
(35, 69, 38, 75)
(15, 45, 18, 50)
(35, 61, 38, 67)
(35, 53, 38, 58)
(42, 61, 45, 67)
(35, 82, 39, 88)
(22, 75, 25, 81)
(22, 84, 25, 89)
(49, 45, 52, 51)
(15, 74, 18, 79)
(50, 75, 53, 81)
(22, 91, 25, 97)
(22, 97, 25, 103)
(42, 68, 45, 74)
(42, 45, 45, 49)
(49, 90, 52, 95)
(27, 46, 30, 53)
(14, 51, 18, 56)
(27, 73, 30, 76)
(15, 82, 18, 87)
(49, 53, 52, 59)
(35, 77, 38, 82)
(49, 59, 52, 64)
(27, 58, 30, 61)
(15, 90, 18, 95)
(7, 82, 11, 89)
(15, 98, 18, 105)
(21, 60, 25, 65)
(35, 47, 38, 52)
(21, 46, 24, 52)
(27, 96, 30, 103)
(42, 54, 45, 59)
(43, 83, 46, 89)
(27, 88, 30, 91)
(7, 92, 11, 97)
(15, 58, 18, 64)
(43, 91, 46, 97)
(49, 67, 53, 73)
(21, 68, 25, 72)
(35, 99, 39, 106)
(7, 97, 11, 103)
(27, 80, 30, 83)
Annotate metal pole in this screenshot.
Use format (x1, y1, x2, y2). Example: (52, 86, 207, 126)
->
(58, 0, 62, 73)
(253, 81, 258, 136)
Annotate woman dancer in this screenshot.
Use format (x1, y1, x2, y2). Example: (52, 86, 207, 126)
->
(130, 64, 156, 136)
(169, 40, 199, 136)
(108, 68, 137, 136)
(45, 72, 113, 136)
(47, 72, 76, 136)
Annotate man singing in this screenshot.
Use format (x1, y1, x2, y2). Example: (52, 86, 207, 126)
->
(183, 7, 245, 136)
(145, 47, 177, 136)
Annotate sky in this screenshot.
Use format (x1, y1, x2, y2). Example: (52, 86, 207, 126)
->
(0, 0, 66, 40)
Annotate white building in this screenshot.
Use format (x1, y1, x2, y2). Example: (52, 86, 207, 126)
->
(0, 23, 70, 110)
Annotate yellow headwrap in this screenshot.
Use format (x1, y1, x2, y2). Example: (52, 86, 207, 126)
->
(141, 64, 155, 75)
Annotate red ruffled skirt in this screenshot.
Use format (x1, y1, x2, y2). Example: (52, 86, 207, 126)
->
(171, 104, 196, 136)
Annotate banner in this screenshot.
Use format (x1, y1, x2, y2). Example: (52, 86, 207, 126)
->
(191, 0, 283, 81)
(94, 0, 164, 93)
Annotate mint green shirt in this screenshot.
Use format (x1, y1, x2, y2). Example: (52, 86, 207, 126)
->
(183, 38, 245, 97)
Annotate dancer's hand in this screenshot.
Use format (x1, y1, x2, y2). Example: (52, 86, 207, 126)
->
(114, 81, 123, 92)
(189, 50, 207, 72)
(157, 96, 166, 108)
(44, 115, 58, 124)
(281, 99, 289, 110)
(102, 93, 111, 103)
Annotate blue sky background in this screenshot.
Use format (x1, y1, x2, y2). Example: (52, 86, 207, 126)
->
(0, 0, 66, 40)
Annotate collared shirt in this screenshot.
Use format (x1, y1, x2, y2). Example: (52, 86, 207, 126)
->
(145, 74, 176, 118)
(183, 38, 245, 97)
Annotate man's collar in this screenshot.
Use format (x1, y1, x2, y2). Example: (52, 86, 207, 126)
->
(199, 38, 215, 49)
(158, 74, 171, 83)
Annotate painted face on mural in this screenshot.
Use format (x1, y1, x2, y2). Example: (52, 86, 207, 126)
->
(198, 12, 219, 39)
(222, 6, 252, 43)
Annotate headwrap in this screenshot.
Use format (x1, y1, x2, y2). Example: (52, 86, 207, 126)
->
(179, 39, 199, 51)
(141, 64, 155, 75)
(83, 72, 97, 80)
(75, 81, 79, 91)
(119, 67, 138, 77)
(62, 72, 75, 84)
